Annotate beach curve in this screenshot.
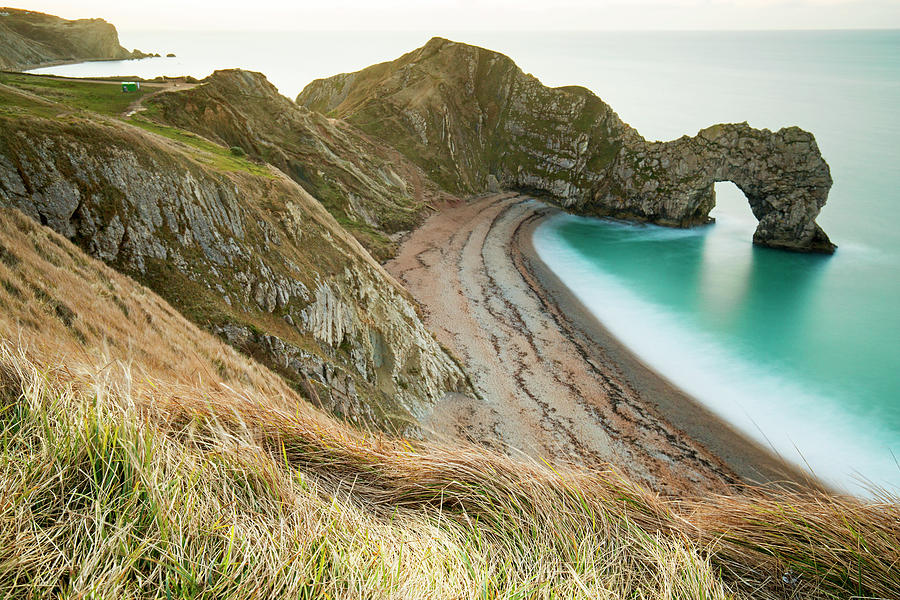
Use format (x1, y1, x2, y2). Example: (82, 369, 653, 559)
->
(386, 193, 820, 495)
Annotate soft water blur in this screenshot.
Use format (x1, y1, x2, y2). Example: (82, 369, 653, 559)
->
(31, 30, 900, 493)
(534, 212, 898, 494)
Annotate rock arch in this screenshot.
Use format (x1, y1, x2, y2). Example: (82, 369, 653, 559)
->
(297, 38, 836, 253)
(587, 122, 835, 253)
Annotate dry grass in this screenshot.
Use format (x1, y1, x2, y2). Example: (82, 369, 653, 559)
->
(0, 207, 898, 599)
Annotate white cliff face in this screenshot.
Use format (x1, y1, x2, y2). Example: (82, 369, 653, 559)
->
(0, 115, 472, 432)
(299, 266, 471, 420)
(299, 37, 835, 253)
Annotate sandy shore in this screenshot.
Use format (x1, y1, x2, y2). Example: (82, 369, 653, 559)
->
(387, 193, 818, 495)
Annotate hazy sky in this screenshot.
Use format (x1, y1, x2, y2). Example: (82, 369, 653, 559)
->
(14, 0, 900, 31)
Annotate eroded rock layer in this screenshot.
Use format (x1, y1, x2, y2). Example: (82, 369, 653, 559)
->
(298, 37, 834, 252)
(146, 69, 455, 260)
(0, 98, 471, 433)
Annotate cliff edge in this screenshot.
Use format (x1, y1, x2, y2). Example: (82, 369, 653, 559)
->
(0, 78, 472, 434)
(0, 7, 147, 70)
(298, 37, 835, 253)
(144, 69, 455, 260)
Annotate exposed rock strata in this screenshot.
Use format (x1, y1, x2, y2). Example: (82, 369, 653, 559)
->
(299, 37, 834, 252)
(145, 69, 455, 260)
(0, 110, 471, 432)
(0, 7, 147, 70)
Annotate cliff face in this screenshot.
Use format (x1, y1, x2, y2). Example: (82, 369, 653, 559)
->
(0, 84, 471, 433)
(298, 37, 835, 253)
(144, 69, 455, 260)
(0, 7, 144, 70)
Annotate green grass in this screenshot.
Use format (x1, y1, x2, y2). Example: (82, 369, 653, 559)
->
(0, 86, 62, 119)
(128, 116, 276, 178)
(0, 72, 150, 115)
(0, 73, 276, 179)
(334, 215, 395, 262)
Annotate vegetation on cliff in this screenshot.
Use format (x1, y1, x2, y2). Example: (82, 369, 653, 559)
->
(0, 24, 893, 600)
(0, 74, 471, 434)
(0, 7, 147, 70)
(143, 69, 455, 260)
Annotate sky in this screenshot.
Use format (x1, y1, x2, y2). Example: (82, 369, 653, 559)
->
(10, 0, 900, 31)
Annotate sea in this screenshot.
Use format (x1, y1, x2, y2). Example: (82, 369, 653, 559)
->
(30, 30, 900, 495)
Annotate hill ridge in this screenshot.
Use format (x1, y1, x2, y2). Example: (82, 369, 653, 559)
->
(298, 36, 835, 252)
(0, 7, 148, 70)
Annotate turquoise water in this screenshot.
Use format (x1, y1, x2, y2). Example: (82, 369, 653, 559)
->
(528, 32, 900, 494)
(31, 30, 900, 493)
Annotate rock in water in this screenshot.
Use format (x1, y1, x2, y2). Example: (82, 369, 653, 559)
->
(298, 37, 835, 253)
(596, 123, 835, 252)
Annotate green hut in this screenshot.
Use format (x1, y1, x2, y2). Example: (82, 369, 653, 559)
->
(121, 81, 140, 92)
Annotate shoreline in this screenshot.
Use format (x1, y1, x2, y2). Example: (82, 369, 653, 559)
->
(512, 203, 823, 492)
(19, 56, 155, 73)
(387, 193, 822, 495)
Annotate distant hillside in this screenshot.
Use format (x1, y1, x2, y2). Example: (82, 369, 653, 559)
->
(0, 74, 471, 433)
(0, 7, 146, 70)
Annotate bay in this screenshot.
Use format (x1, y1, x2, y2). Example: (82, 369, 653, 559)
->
(31, 29, 900, 493)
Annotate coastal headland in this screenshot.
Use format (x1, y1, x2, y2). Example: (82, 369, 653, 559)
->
(387, 193, 822, 495)
(0, 7, 152, 70)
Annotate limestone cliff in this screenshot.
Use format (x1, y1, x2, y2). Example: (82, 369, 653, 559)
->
(144, 69, 455, 260)
(0, 7, 146, 70)
(298, 37, 835, 253)
(0, 82, 471, 433)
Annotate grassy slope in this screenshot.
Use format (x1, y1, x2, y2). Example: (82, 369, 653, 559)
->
(0, 76, 465, 434)
(143, 70, 455, 261)
(1, 201, 899, 599)
(0, 73, 278, 178)
(0, 75, 271, 179)
(296, 39, 632, 198)
(0, 70, 450, 262)
(0, 72, 150, 114)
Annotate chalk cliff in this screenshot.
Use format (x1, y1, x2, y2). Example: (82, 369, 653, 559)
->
(298, 37, 834, 252)
(144, 69, 454, 260)
(0, 82, 471, 433)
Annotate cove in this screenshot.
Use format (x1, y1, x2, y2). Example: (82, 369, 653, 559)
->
(532, 192, 900, 495)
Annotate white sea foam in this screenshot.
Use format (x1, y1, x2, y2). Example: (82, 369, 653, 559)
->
(533, 215, 899, 495)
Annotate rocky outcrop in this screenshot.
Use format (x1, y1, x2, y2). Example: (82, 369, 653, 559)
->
(595, 123, 834, 252)
(0, 109, 471, 433)
(298, 37, 835, 253)
(0, 8, 147, 70)
(145, 69, 456, 260)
